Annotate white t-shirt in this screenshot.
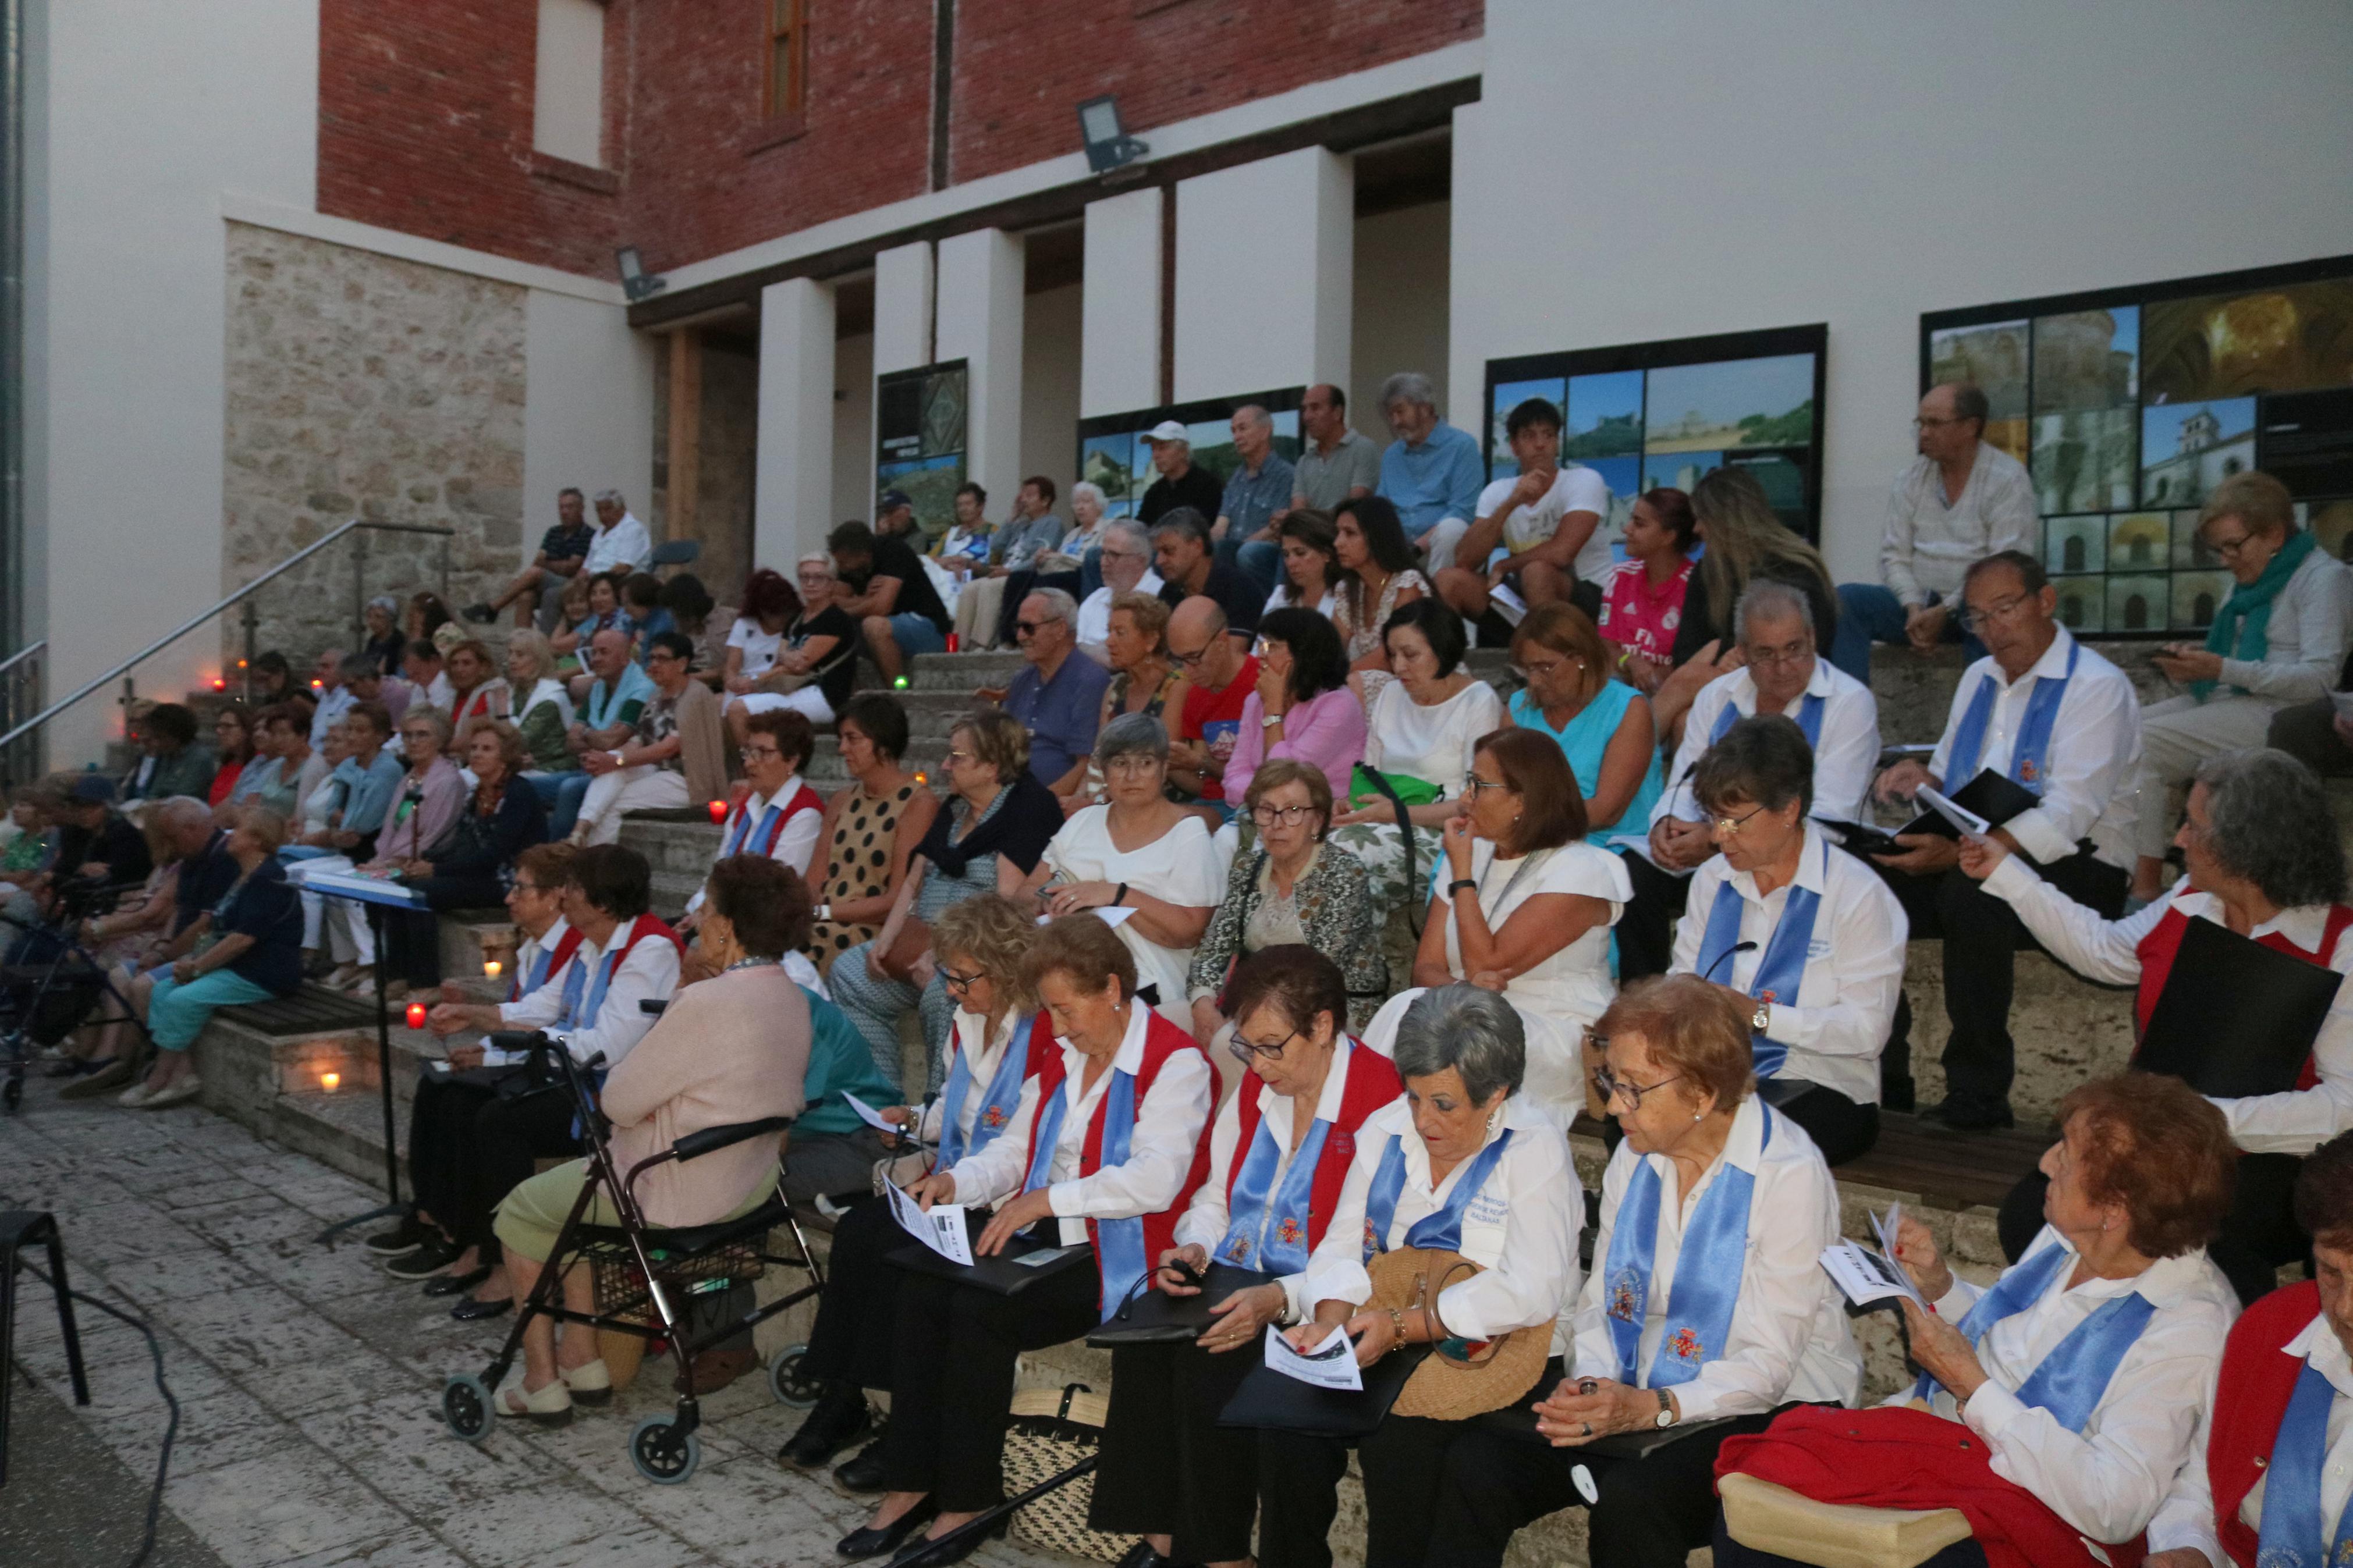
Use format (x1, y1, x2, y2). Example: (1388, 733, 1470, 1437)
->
(1477, 465, 1613, 582)
(1365, 678, 1505, 799)
(726, 617, 784, 679)
(1077, 570, 1166, 646)
(1042, 806, 1230, 1029)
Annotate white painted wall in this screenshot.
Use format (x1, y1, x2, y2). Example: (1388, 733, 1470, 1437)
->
(1351, 202, 1450, 447)
(1451, 0, 2353, 579)
(754, 276, 838, 568)
(833, 332, 875, 526)
(1020, 284, 1083, 511)
(872, 242, 935, 375)
(935, 229, 1026, 502)
(524, 289, 654, 561)
(531, 0, 606, 167)
(1081, 189, 1162, 417)
(1173, 148, 1353, 404)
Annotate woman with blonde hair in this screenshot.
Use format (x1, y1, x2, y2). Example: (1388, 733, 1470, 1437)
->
(1067, 593, 1188, 808)
(378, 719, 548, 995)
(504, 631, 576, 774)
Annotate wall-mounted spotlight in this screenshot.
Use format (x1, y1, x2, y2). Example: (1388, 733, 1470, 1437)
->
(1077, 95, 1149, 175)
(616, 246, 668, 304)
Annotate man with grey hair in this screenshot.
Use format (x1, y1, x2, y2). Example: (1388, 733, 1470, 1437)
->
(582, 489, 654, 577)
(999, 587, 1109, 791)
(1376, 370, 1485, 573)
(1137, 419, 1225, 528)
(463, 486, 599, 628)
(1076, 520, 1163, 655)
(308, 647, 356, 746)
(1212, 404, 1296, 600)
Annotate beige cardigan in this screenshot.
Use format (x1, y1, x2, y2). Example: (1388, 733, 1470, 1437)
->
(598, 965, 809, 1228)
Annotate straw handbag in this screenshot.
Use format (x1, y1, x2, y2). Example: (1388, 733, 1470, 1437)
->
(1365, 1247, 1550, 1420)
(1001, 1383, 1138, 1563)
(1716, 1472, 1974, 1568)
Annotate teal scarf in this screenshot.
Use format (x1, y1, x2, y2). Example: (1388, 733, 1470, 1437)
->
(2197, 528, 2315, 701)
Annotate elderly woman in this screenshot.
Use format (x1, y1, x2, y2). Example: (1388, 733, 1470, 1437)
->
(1027, 714, 1226, 1031)
(1365, 729, 1627, 1126)
(324, 706, 469, 995)
(1418, 975, 1858, 1568)
(1330, 496, 1429, 710)
(361, 593, 406, 676)
(486, 854, 810, 1422)
(1226, 606, 1365, 809)
(1668, 714, 1908, 1165)
(842, 914, 1215, 1564)
(805, 693, 939, 977)
(1506, 602, 1663, 831)
(1188, 760, 1385, 1043)
(502, 631, 574, 774)
(118, 806, 304, 1110)
(204, 704, 256, 809)
(1964, 745, 2353, 1304)
(727, 555, 857, 733)
(832, 710, 1064, 1093)
(1251, 984, 1578, 1568)
(1267, 508, 1341, 618)
(1715, 1072, 2238, 1568)
(779, 894, 1046, 1479)
(378, 720, 548, 994)
(1066, 593, 1187, 809)
(445, 639, 509, 735)
(1061, 479, 1113, 596)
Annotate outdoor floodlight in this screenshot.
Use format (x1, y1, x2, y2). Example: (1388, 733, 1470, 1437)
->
(616, 246, 668, 304)
(1077, 95, 1149, 175)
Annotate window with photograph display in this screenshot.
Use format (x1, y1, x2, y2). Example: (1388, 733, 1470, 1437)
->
(1479, 323, 1829, 552)
(875, 360, 968, 534)
(1922, 257, 2353, 637)
(1074, 387, 1304, 518)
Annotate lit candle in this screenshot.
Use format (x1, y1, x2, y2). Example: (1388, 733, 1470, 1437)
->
(913, 771, 928, 785)
(483, 958, 502, 980)
(210, 677, 226, 692)
(404, 1001, 428, 1029)
(311, 678, 323, 691)
(707, 799, 727, 824)
(320, 1070, 340, 1092)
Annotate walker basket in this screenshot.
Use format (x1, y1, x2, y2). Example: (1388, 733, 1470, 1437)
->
(584, 1233, 769, 1327)
(1001, 1383, 1136, 1563)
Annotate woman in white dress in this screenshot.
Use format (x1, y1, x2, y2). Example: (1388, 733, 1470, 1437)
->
(1366, 727, 1631, 1126)
(1027, 713, 1229, 1030)
(1330, 496, 1429, 712)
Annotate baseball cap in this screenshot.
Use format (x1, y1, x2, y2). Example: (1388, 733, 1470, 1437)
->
(1144, 420, 1189, 444)
(70, 773, 117, 804)
(876, 490, 913, 512)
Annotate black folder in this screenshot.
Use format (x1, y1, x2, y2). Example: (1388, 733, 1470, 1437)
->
(2134, 915, 2343, 1097)
(1218, 1341, 1430, 1438)
(1088, 1265, 1279, 1347)
(1898, 767, 2042, 840)
(883, 1211, 1096, 1297)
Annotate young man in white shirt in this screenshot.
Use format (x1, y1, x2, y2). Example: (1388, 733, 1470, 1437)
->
(1434, 396, 1610, 630)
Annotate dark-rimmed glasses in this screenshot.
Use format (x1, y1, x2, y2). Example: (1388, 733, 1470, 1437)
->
(1592, 1061, 1684, 1112)
(1229, 1026, 1299, 1063)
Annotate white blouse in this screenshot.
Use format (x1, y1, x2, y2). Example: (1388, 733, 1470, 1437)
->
(918, 1005, 1027, 1151)
(1442, 838, 1630, 1033)
(1043, 806, 1231, 1029)
(519, 677, 574, 728)
(1365, 678, 1505, 800)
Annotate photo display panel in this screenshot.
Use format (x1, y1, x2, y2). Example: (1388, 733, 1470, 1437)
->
(1481, 323, 1830, 557)
(1922, 258, 2353, 636)
(1074, 387, 1305, 518)
(875, 360, 971, 534)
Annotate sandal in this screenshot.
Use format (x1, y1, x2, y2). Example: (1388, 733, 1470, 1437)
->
(561, 1358, 613, 1407)
(493, 1373, 573, 1425)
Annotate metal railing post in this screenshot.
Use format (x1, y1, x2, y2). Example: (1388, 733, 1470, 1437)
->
(438, 534, 450, 604)
(353, 529, 367, 644)
(239, 600, 260, 703)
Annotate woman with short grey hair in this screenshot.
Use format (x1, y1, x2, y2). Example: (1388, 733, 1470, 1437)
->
(1961, 744, 2353, 1305)
(1252, 983, 1581, 1568)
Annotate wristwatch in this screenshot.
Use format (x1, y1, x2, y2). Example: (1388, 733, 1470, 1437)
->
(1654, 1388, 1677, 1428)
(1751, 1001, 1772, 1033)
(1261, 710, 1286, 727)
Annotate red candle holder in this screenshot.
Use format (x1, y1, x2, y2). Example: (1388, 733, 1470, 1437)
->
(404, 1001, 428, 1030)
(707, 799, 727, 824)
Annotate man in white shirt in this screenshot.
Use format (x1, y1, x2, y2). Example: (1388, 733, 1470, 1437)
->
(1076, 520, 1164, 659)
(308, 648, 355, 748)
(582, 489, 654, 577)
(1826, 382, 2036, 681)
(1434, 395, 1610, 630)
(1620, 579, 1880, 979)
(1872, 550, 2141, 1130)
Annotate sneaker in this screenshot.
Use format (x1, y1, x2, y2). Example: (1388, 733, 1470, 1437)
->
(384, 1239, 465, 1280)
(461, 602, 498, 625)
(364, 1213, 431, 1257)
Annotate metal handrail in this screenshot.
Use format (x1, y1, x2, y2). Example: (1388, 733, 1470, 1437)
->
(0, 519, 453, 752)
(0, 639, 41, 678)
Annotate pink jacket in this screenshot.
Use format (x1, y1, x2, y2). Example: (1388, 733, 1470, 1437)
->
(1223, 685, 1366, 806)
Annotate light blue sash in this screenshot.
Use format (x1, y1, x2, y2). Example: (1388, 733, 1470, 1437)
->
(1360, 1128, 1515, 1260)
(1946, 640, 2077, 792)
(1696, 874, 1822, 1080)
(1713, 689, 1823, 749)
(939, 1015, 1033, 1169)
(2258, 1358, 2353, 1567)
(1219, 1106, 1330, 1274)
(509, 937, 558, 1004)
(721, 799, 782, 859)
(1911, 1241, 2157, 1432)
(1022, 1064, 1148, 1322)
(1602, 1111, 1772, 1386)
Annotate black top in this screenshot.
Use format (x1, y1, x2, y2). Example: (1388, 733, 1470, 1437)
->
(792, 606, 861, 713)
(915, 773, 1064, 879)
(1670, 559, 1840, 667)
(855, 536, 952, 634)
(214, 859, 306, 995)
(54, 812, 152, 886)
(539, 520, 598, 565)
(430, 781, 549, 884)
(1160, 560, 1263, 639)
(361, 633, 406, 677)
(1138, 464, 1227, 528)
(173, 831, 240, 937)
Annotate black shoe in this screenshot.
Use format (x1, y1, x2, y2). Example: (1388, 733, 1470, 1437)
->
(364, 1213, 429, 1256)
(384, 1239, 464, 1279)
(1882, 1081, 1917, 1115)
(1924, 1096, 2014, 1132)
(836, 1497, 935, 1561)
(422, 1266, 492, 1297)
(886, 1514, 1006, 1567)
(461, 602, 498, 624)
(1113, 1546, 1179, 1568)
(779, 1383, 872, 1471)
(832, 1437, 889, 1495)
(450, 1294, 513, 1322)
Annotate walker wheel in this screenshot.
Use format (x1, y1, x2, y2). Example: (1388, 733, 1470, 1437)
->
(768, 1343, 821, 1409)
(629, 1414, 701, 1484)
(442, 1374, 492, 1442)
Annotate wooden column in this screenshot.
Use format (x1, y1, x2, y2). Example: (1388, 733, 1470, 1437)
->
(667, 328, 702, 542)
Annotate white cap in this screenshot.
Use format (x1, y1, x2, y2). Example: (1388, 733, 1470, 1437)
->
(1144, 419, 1189, 444)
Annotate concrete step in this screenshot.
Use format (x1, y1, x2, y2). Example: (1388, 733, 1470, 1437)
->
(1864, 638, 2177, 745)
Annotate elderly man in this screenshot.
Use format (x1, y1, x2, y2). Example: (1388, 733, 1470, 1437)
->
(1212, 404, 1296, 600)
(1289, 382, 1381, 514)
(996, 589, 1109, 792)
(1375, 370, 1484, 574)
(401, 638, 453, 712)
(1137, 420, 1225, 527)
(1077, 520, 1164, 657)
(871, 488, 920, 544)
(572, 632, 705, 847)
(1827, 382, 2036, 680)
(120, 704, 214, 805)
(308, 648, 355, 747)
(463, 486, 598, 628)
(832, 518, 952, 685)
(2129, 471, 2353, 904)
(1435, 394, 1610, 626)
(1165, 597, 1259, 808)
(582, 489, 654, 577)
(1871, 550, 2143, 1129)
(1619, 579, 1880, 981)
(1152, 509, 1260, 641)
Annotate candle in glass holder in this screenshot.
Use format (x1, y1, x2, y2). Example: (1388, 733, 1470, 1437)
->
(321, 1070, 340, 1092)
(483, 958, 502, 980)
(708, 799, 727, 824)
(404, 1001, 428, 1029)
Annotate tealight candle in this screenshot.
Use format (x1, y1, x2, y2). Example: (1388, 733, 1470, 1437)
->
(404, 1001, 428, 1029)
(707, 799, 727, 824)
(320, 1071, 340, 1092)
(483, 958, 502, 979)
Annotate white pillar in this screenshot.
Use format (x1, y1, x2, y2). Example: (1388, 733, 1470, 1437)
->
(1081, 188, 1162, 417)
(873, 241, 935, 375)
(1173, 147, 1353, 403)
(935, 227, 1025, 502)
(755, 276, 836, 567)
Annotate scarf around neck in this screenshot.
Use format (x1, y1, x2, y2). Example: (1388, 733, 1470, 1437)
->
(2198, 528, 2315, 700)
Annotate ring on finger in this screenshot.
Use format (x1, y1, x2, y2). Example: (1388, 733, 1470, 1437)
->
(1580, 1422, 1592, 1438)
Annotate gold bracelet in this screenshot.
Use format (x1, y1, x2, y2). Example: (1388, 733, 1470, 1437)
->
(1387, 1306, 1408, 1352)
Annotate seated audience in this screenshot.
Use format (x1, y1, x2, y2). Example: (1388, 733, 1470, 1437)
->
(1964, 746, 2352, 1304)
(931, 482, 996, 581)
(49, 805, 170, 1075)
(1187, 760, 1386, 1041)
(620, 571, 673, 662)
(1288, 381, 1382, 517)
(682, 710, 823, 947)
(961, 475, 1066, 650)
(1076, 519, 1163, 654)
(221, 705, 282, 814)
(462, 485, 597, 628)
(1255, 985, 1576, 1568)
(2130, 471, 2353, 904)
(840, 914, 1214, 1563)
(660, 571, 723, 681)
(1155, 508, 1263, 642)
(721, 567, 798, 709)
(502, 631, 577, 778)
(2263, 660, 2353, 780)
(1164, 598, 1261, 810)
(1621, 578, 1879, 981)
(237, 704, 323, 823)
(1872, 549, 2141, 1129)
(1030, 714, 1226, 1031)
(727, 556, 857, 734)
(772, 962, 903, 1208)
(1714, 1073, 2238, 1568)
(401, 638, 453, 712)
(59, 798, 226, 1094)
(1093, 947, 1403, 1568)
(0, 774, 152, 939)
(1000, 588, 1110, 794)
(205, 704, 255, 808)
(1434, 396, 1611, 625)
(831, 711, 1063, 1093)
(340, 655, 407, 728)
(1225, 606, 1362, 809)
(322, 705, 467, 994)
(1374, 370, 1484, 574)
(444, 639, 508, 735)
(1211, 403, 1294, 600)
(832, 518, 953, 684)
(805, 693, 940, 977)
(1504, 603, 1663, 832)
(1595, 487, 1698, 696)
(1827, 381, 2035, 680)
(582, 488, 655, 576)
(1671, 716, 1908, 1164)
(551, 567, 631, 671)
(1138, 421, 1227, 528)
(571, 631, 718, 847)
(1069, 593, 1187, 809)
(405, 590, 455, 648)
(482, 855, 795, 1421)
(247, 649, 301, 710)
(378, 720, 548, 996)
(294, 703, 404, 980)
(1329, 495, 1431, 710)
(360, 593, 406, 674)
(1265, 507, 1341, 618)
(122, 702, 214, 804)
(308, 649, 356, 746)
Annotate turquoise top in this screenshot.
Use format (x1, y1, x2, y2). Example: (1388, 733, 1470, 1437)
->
(794, 985, 902, 1139)
(1509, 678, 1660, 832)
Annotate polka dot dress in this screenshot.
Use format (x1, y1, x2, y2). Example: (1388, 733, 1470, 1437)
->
(809, 781, 918, 976)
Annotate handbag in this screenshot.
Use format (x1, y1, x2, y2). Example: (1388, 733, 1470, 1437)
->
(876, 914, 932, 983)
(1000, 1383, 1137, 1563)
(1366, 1246, 1549, 1420)
(1349, 766, 1440, 937)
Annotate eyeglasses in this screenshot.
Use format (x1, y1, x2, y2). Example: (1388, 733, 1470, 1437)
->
(1168, 643, 1213, 668)
(1464, 773, 1506, 798)
(1250, 803, 1318, 827)
(941, 965, 986, 992)
(1741, 639, 1813, 669)
(645, 650, 683, 664)
(1228, 1026, 1299, 1063)
(1711, 802, 1769, 837)
(945, 748, 977, 766)
(1013, 620, 1055, 637)
(508, 881, 544, 897)
(741, 744, 783, 761)
(1912, 415, 1968, 431)
(1592, 1059, 1684, 1112)
(2207, 530, 2256, 560)
(1955, 592, 2032, 634)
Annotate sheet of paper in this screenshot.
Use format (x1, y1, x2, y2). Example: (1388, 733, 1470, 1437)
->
(842, 1091, 900, 1133)
(1914, 783, 1990, 837)
(1264, 1322, 1364, 1392)
(1819, 1201, 1926, 1309)
(1036, 904, 1138, 929)
(885, 1180, 975, 1267)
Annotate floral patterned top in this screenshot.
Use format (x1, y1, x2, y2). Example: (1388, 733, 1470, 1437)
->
(1184, 844, 1388, 1030)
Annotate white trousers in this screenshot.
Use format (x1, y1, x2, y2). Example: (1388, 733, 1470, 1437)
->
(736, 687, 836, 726)
(574, 765, 690, 847)
(294, 856, 375, 965)
(2131, 692, 2280, 861)
(954, 575, 1010, 648)
(1417, 515, 1474, 577)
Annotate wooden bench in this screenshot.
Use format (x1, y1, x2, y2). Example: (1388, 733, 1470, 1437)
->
(1572, 1110, 2050, 1212)
(216, 988, 381, 1036)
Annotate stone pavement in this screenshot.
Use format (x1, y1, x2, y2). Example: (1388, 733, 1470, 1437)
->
(0, 1077, 1070, 1568)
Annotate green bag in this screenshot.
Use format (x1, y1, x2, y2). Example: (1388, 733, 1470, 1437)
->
(1350, 765, 1443, 810)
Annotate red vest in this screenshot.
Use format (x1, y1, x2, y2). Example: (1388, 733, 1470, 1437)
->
(2205, 1281, 2325, 1567)
(723, 781, 824, 861)
(1223, 1039, 1402, 1253)
(1022, 1008, 1218, 1286)
(606, 912, 685, 975)
(2132, 904, 2353, 1091)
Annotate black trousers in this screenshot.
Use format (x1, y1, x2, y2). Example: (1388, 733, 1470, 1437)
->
(407, 1066, 516, 1245)
(456, 1083, 582, 1255)
(881, 1251, 1103, 1513)
(1773, 1084, 1880, 1167)
(1713, 1524, 1989, 1568)
(799, 1194, 903, 1392)
(2000, 1154, 2306, 1307)
(1616, 851, 1691, 982)
(1089, 1338, 1263, 1561)
(1255, 1358, 1564, 1568)
(1880, 850, 2128, 1112)
(2269, 695, 2353, 777)
(380, 873, 507, 989)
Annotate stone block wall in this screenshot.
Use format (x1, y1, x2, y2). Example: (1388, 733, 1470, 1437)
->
(222, 222, 529, 670)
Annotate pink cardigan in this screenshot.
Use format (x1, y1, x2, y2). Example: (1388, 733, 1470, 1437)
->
(374, 756, 468, 862)
(1222, 684, 1366, 806)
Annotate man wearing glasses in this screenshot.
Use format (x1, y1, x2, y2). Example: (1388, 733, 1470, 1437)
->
(570, 632, 705, 845)
(997, 588, 1109, 794)
(1825, 381, 2037, 681)
(1076, 520, 1163, 657)
(1868, 550, 2143, 1130)
(1164, 597, 1259, 809)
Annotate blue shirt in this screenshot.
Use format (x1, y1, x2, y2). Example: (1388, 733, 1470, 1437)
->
(631, 607, 679, 667)
(584, 661, 656, 731)
(990, 511, 1068, 573)
(1003, 652, 1112, 787)
(1220, 454, 1297, 541)
(1378, 422, 1485, 540)
(330, 749, 408, 837)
